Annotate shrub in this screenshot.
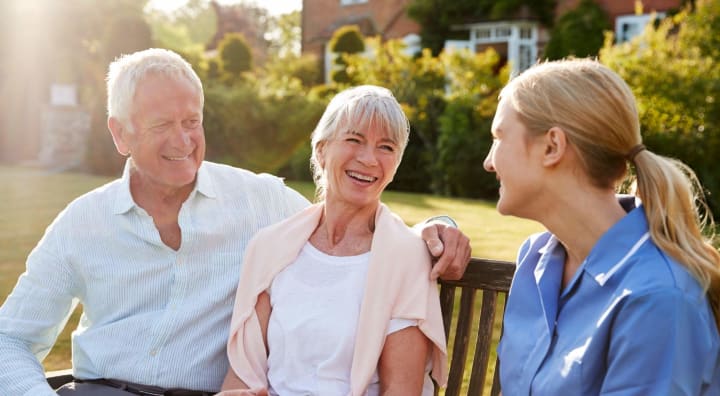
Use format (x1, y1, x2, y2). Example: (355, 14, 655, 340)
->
(329, 25, 365, 54)
(600, 0, 720, 214)
(544, 0, 611, 60)
(218, 33, 253, 75)
(203, 77, 325, 174)
(328, 25, 365, 84)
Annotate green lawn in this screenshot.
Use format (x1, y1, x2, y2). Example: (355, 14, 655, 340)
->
(0, 165, 544, 387)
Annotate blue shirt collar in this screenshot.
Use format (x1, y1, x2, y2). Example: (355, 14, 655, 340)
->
(584, 204, 650, 286)
(539, 196, 651, 289)
(113, 159, 217, 215)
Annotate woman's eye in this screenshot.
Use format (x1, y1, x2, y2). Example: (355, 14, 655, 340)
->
(379, 145, 395, 152)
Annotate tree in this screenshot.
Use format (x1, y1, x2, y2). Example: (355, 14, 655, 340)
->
(328, 25, 365, 84)
(219, 33, 253, 75)
(267, 10, 302, 59)
(600, 0, 720, 214)
(202, 76, 326, 173)
(208, 1, 272, 66)
(544, 0, 611, 60)
(145, 0, 217, 53)
(407, 0, 556, 55)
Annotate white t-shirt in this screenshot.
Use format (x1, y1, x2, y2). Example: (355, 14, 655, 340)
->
(266, 242, 432, 396)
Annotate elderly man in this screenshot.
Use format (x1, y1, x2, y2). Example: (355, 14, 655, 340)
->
(0, 49, 470, 396)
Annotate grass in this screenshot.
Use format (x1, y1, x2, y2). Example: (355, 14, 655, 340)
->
(1, 165, 544, 388)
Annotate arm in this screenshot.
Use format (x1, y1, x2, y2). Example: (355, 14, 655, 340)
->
(378, 326, 430, 395)
(221, 292, 271, 393)
(0, 223, 78, 396)
(415, 219, 471, 281)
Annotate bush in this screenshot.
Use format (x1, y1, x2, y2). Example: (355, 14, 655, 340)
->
(203, 77, 326, 174)
(436, 96, 497, 198)
(329, 25, 365, 54)
(544, 0, 611, 60)
(600, 0, 720, 214)
(219, 33, 253, 75)
(328, 25, 365, 84)
(263, 53, 322, 87)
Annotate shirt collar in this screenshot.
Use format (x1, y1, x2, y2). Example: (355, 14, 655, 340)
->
(194, 162, 217, 199)
(112, 159, 217, 215)
(583, 200, 651, 286)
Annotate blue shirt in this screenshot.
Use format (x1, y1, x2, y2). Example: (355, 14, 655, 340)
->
(0, 161, 309, 396)
(499, 204, 720, 395)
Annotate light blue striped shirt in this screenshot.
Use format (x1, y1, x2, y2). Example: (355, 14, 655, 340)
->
(0, 160, 309, 395)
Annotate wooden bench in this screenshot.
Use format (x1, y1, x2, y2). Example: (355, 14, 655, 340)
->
(48, 257, 516, 395)
(436, 257, 515, 396)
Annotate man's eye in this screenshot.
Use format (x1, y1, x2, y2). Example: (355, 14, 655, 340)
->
(184, 119, 201, 129)
(152, 123, 171, 132)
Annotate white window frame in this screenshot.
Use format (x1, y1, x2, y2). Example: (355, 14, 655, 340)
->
(457, 21, 538, 77)
(340, 0, 368, 5)
(615, 13, 665, 43)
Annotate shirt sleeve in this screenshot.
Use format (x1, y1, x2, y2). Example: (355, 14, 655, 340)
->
(387, 318, 418, 335)
(600, 289, 718, 395)
(283, 185, 311, 216)
(0, 217, 79, 396)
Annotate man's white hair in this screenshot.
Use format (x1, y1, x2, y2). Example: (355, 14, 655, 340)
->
(106, 48, 203, 131)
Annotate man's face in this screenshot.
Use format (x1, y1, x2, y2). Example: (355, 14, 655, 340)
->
(115, 73, 205, 194)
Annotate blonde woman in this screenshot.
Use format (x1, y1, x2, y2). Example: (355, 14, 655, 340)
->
(220, 85, 448, 395)
(484, 59, 720, 395)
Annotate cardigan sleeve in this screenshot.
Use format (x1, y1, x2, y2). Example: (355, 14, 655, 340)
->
(225, 238, 271, 390)
(389, 236, 448, 387)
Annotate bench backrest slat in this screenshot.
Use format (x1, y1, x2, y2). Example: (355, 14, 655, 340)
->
(436, 257, 516, 396)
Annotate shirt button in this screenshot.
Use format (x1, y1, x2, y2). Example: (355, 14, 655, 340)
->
(150, 349, 157, 356)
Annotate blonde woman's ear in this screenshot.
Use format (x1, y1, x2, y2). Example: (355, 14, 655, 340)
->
(542, 126, 568, 167)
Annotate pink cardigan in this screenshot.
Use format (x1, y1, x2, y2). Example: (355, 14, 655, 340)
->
(225, 203, 448, 395)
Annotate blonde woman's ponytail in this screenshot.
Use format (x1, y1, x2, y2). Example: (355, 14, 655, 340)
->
(632, 150, 720, 329)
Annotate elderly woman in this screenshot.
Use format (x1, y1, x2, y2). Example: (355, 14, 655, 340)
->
(219, 85, 447, 396)
(485, 59, 720, 395)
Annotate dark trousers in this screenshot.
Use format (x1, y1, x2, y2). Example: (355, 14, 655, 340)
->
(55, 378, 214, 396)
(56, 381, 137, 395)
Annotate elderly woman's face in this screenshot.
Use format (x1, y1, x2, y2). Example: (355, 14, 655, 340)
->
(318, 124, 401, 208)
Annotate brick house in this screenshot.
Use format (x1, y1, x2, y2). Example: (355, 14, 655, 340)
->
(301, 0, 421, 81)
(301, 0, 682, 79)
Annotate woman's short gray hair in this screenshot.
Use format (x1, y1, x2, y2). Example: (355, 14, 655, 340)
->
(310, 85, 410, 199)
(106, 48, 203, 131)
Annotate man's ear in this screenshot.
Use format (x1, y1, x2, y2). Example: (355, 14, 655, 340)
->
(542, 126, 568, 167)
(108, 117, 130, 156)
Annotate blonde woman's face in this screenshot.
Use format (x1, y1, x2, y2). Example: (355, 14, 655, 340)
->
(484, 97, 546, 218)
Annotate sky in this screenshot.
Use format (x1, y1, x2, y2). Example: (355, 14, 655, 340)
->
(146, 0, 302, 15)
